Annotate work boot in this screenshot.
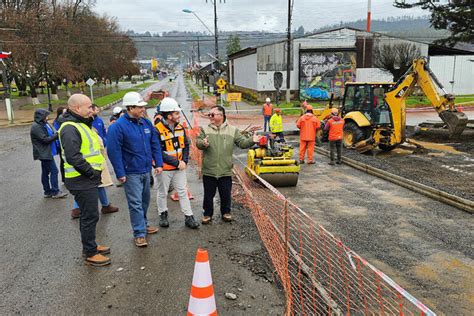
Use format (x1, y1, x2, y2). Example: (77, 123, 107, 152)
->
(71, 208, 81, 219)
(134, 237, 148, 247)
(201, 216, 212, 225)
(328, 161, 335, 166)
(146, 226, 159, 234)
(185, 215, 200, 229)
(85, 254, 111, 267)
(307, 160, 315, 164)
(336, 160, 342, 164)
(101, 204, 119, 214)
(159, 211, 169, 227)
(299, 160, 305, 164)
(52, 191, 68, 199)
(222, 213, 233, 222)
(82, 245, 111, 257)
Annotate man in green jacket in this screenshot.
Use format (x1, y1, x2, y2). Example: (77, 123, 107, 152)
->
(196, 105, 260, 224)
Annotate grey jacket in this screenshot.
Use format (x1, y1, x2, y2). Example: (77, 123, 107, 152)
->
(30, 109, 58, 161)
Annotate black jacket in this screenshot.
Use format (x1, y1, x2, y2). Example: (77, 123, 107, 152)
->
(30, 109, 58, 161)
(59, 110, 102, 190)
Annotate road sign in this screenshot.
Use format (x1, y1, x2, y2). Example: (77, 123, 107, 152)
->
(216, 78, 227, 89)
(86, 78, 95, 86)
(217, 88, 226, 94)
(227, 93, 241, 102)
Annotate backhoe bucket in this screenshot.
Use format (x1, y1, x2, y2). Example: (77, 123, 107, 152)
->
(439, 110, 468, 138)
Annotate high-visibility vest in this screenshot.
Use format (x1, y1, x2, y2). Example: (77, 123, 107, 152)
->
(59, 122, 104, 178)
(327, 117, 345, 141)
(269, 114, 283, 133)
(263, 103, 273, 116)
(155, 121, 185, 170)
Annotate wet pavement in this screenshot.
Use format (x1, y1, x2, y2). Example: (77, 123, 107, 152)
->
(0, 74, 284, 314)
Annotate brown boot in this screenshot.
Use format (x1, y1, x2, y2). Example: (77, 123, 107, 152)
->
(222, 213, 233, 222)
(134, 237, 148, 247)
(146, 226, 159, 234)
(82, 245, 111, 257)
(71, 208, 81, 219)
(85, 254, 111, 266)
(101, 204, 119, 214)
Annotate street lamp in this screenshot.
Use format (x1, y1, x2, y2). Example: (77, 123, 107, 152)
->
(40, 52, 52, 112)
(182, 9, 214, 35)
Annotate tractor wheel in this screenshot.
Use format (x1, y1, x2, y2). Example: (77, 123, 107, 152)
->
(343, 122, 366, 148)
(378, 144, 398, 152)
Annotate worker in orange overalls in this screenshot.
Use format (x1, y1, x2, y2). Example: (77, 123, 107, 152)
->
(324, 107, 344, 165)
(262, 97, 273, 132)
(296, 105, 320, 164)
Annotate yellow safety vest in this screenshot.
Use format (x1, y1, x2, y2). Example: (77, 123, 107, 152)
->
(59, 122, 104, 178)
(270, 114, 283, 133)
(155, 121, 185, 170)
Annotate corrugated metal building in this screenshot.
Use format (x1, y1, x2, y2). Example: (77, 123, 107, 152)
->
(227, 27, 473, 100)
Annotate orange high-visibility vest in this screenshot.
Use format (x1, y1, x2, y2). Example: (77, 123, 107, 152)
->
(263, 103, 273, 116)
(155, 121, 185, 170)
(327, 117, 344, 141)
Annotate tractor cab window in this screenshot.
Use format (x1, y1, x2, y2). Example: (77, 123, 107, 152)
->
(343, 85, 392, 126)
(373, 86, 392, 125)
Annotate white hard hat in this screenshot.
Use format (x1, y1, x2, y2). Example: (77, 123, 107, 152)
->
(159, 97, 181, 112)
(122, 91, 147, 107)
(265, 98, 271, 103)
(113, 106, 123, 115)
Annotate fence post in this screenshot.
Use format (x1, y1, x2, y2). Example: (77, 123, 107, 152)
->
(283, 200, 292, 316)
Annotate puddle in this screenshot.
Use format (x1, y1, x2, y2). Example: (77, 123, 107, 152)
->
(411, 140, 464, 154)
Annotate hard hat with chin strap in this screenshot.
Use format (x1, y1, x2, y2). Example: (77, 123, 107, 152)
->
(122, 91, 147, 107)
(159, 97, 181, 112)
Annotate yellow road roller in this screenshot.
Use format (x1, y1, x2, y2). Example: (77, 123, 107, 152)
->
(246, 137, 300, 187)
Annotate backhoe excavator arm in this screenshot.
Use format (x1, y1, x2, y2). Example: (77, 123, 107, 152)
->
(386, 58, 468, 138)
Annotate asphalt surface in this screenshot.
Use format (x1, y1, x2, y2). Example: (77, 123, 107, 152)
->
(233, 137, 473, 315)
(0, 75, 284, 314)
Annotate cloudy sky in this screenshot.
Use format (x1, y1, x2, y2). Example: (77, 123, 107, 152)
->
(94, 0, 426, 34)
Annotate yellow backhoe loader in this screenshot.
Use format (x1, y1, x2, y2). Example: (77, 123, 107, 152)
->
(315, 57, 468, 152)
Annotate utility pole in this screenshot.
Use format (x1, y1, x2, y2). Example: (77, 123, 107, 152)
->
(40, 52, 52, 112)
(197, 36, 201, 63)
(286, 0, 292, 103)
(213, 0, 219, 62)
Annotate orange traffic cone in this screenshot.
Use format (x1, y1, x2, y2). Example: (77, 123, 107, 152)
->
(187, 249, 217, 316)
(171, 187, 194, 201)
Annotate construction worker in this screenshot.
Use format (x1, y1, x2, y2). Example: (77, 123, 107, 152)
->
(59, 94, 110, 266)
(262, 97, 273, 132)
(109, 106, 124, 124)
(296, 105, 321, 164)
(325, 107, 344, 165)
(107, 91, 163, 248)
(269, 108, 284, 142)
(154, 97, 199, 229)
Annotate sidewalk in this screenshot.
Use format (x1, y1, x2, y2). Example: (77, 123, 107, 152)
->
(0, 81, 158, 128)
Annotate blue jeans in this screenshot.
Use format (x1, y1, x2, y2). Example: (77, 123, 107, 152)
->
(123, 173, 151, 238)
(40, 159, 59, 196)
(263, 116, 271, 132)
(73, 187, 109, 208)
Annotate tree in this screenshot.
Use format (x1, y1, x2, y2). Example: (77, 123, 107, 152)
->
(373, 42, 421, 81)
(226, 35, 241, 57)
(394, 0, 473, 46)
(295, 25, 305, 37)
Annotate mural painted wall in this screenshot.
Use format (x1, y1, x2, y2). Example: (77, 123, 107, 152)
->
(299, 51, 356, 100)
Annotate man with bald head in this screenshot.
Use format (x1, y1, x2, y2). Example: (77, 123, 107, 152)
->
(59, 94, 111, 267)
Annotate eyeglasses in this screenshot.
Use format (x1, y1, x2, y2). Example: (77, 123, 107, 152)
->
(208, 113, 222, 118)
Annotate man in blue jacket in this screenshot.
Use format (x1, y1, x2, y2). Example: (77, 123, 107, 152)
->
(107, 92, 164, 247)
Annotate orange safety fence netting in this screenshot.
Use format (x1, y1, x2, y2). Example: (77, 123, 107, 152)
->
(187, 101, 435, 316)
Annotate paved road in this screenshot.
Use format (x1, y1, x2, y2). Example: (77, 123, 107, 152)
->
(233, 137, 473, 315)
(0, 74, 284, 314)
